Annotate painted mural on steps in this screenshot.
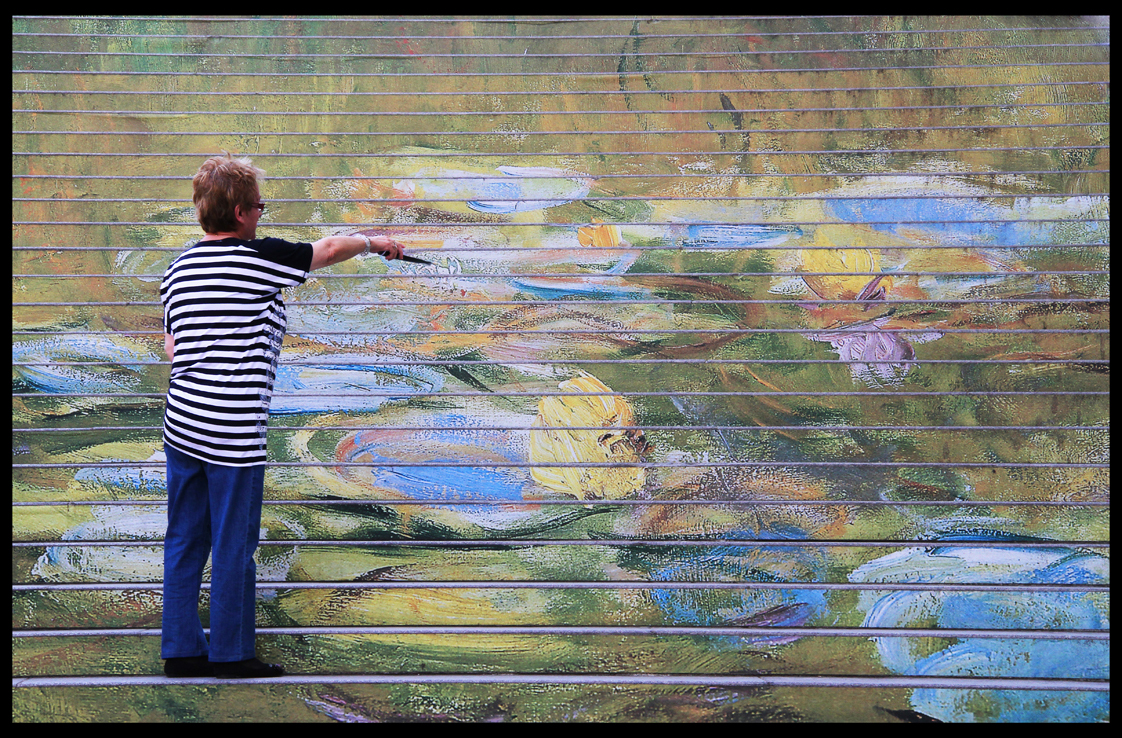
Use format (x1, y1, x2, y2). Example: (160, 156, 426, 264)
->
(16, 160, 1109, 720)
(12, 16, 1108, 724)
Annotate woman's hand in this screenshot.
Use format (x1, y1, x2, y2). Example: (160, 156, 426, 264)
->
(371, 235, 404, 261)
(311, 234, 406, 270)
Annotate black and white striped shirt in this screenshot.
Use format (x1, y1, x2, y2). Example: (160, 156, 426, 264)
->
(160, 237, 313, 466)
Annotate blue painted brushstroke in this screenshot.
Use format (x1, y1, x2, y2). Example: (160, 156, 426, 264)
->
(12, 335, 156, 394)
(684, 224, 803, 248)
(511, 241, 643, 299)
(510, 278, 650, 301)
(825, 195, 1108, 245)
(633, 526, 828, 647)
(466, 179, 526, 213)
(74, 455, 168, 493)
(339, 418, 527, 504)
(32, 503, 294, 586)
(269, 360, 443, 415)
(32, 505, 168, 583)
(462, 166, 592, 213)
(850, 530, 1110, 722)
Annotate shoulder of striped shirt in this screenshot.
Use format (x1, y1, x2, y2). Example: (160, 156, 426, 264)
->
(168, 245, 307, 274)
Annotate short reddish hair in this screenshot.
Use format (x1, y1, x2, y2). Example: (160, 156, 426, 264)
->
(192, 152, 264, 234)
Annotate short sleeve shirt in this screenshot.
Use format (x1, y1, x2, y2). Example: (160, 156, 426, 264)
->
(160, 237, 313, 466)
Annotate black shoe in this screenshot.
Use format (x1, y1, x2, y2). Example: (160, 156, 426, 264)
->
(211, 657, 285, 679)
(164, 656, 214, 678)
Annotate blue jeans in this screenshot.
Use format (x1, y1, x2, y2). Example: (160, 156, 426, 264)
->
(161, 444, 265, 663)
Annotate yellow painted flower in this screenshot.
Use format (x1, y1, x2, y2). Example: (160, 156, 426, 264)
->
(798, 230, 893, 300)
(577, 219, 623, 249)
(529, 373, 649, 500)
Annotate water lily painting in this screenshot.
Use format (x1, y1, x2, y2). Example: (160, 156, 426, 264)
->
(12, 16, 1109, 723)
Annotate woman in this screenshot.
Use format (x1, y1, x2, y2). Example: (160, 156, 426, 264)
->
(159, 153, 405, 678)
